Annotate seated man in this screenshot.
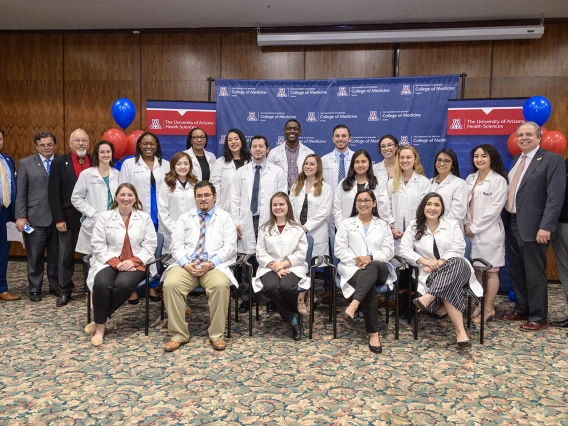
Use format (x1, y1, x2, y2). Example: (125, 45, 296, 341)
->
(162, 181, 237, 352)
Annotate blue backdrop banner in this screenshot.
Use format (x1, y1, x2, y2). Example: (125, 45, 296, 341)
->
(215, 76, 459, 176)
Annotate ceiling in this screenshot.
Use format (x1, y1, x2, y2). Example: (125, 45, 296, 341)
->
(0, 0, 566, 31)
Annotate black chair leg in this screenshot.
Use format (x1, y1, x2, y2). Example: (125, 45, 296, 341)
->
(309, 271, 315, 339)
(395, 282, 400, 341)
(480, 296, 485, 344)
(86, 289, 91, 324)
(413, 301, 418, 340)
(227, 293, 232, 339)
(332, 268, 337, 339)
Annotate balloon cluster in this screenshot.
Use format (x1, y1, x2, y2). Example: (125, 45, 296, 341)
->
(507, 96, 566, 156)
(102, 98, 143, 170)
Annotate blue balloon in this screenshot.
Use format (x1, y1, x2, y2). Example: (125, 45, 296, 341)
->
(506, 158, 513, 172)
(508, 290, 516, 303)
(113, 158, 122, 171)
(522, 96, 551, 127)
(111, 98, 136, 129)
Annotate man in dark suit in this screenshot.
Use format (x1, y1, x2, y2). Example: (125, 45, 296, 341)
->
(15, 132, 59, 302)
(503, 121, 566, 331)
(48, 128, 91, 307)
(0, 127, 20, 301)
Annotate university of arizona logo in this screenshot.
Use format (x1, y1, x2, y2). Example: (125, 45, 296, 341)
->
(337, 87, 348, 96)
(277, 88, 288, 97)
(401, 85, 413, 95)
(400, 136, 409, 145)
(218, 87, 229, 97)
(368, 111, 379, 121)
(220, 135, 227, 144)
(450, 118, 463, 130)
(247, 112, 258, 121)
(306, 112, 317, 122)
(277, 136, 285, 145)
(149, 119, 161, 130)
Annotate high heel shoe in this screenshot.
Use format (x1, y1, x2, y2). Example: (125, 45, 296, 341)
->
(473, 310, 495, 324)
(369, 335, 383, 354)
(413, 297, 433, 312)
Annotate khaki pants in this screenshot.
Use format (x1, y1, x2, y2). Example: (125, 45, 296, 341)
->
(163, 266, 230, 343)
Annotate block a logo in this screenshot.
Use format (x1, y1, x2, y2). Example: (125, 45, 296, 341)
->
(401, 85, 413, 95)
(277, 136, 285, 145)
(400, 136, 409, 145)
(337, 87, 349, 96)
(149, 119, 161, 130)
(450, 118, 463, 130)
(219, 135, 227, 144)
(306, 112, 317, 122)
(277, 88, 288, 97)
(368, 111, 379, 121)
(247, 112, 258, 122)
(218, 87, 229, 97)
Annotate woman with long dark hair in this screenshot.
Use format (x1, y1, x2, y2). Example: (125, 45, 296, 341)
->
(399, 192, 483, 348)
(373, 135, 399, 180)
(335, 188, 395, 353)
(464, 144, 508, 323)
(185, 127, 216, 181)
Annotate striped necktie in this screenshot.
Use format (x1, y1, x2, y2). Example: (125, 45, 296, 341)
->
(338, 153, 346, 183)
(194, 212, 207, 266)
(0, 159, 11, 207)
(45, 158, 51, 175)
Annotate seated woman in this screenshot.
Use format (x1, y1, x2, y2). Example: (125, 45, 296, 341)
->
(399, 192, 483, 348)
(84, 183, 158, 347)
(334, 188, 395, 354)
(253, 192, 309, 341)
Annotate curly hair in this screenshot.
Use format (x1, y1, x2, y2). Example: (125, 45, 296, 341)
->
(164, 152, 198, 192)
(470, 144, 508, 183)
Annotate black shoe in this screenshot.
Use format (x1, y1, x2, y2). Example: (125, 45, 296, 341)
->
(149, 295, 161, 302)
(29, 292, 42, 302)
(369, 342, 383, 354)
(128, 297, 140, 305)
(56, 294, 71, 307)
(238, 300, 250, 313)
(266, 301, 275, 314)
(291, 315, 303, 341)
(550, 317, 568, 328)
(447, 339, 472, 348)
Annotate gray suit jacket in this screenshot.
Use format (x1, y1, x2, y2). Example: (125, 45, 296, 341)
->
(512, 146, 566, 241)
(15, 153, 60, 227)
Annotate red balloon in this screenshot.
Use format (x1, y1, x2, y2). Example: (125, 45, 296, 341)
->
(126, 130, 144, 157)
(541, 131, 567, 155)
(102, 128, 127, 159)
(541, 126, 548, 135)
(507, 132, 521, 156)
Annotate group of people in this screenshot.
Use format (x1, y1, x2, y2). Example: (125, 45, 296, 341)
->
(1, 119, 567, 353)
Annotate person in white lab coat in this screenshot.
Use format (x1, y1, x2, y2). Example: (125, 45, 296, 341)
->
(210, 128, 251, 212)
(157, 151, 198, 252)
(464, 144, 508, 323)
(372, 135, 399, 181)
(231, 135, 287, 313)
(430, 148, 468, 227)
(267, 119, 314, 190)
(119, 131, 170, 231)
(253, 192, 308, 341)
(332, 149, 393, 232)
(399, 193, 482, 348)
(389, 146, 431, 251)
(335, 188, 395, 354)
(184, 127, 217, 181)
(85, 183, 157, 347)
(72, 141, 120, 255)
(289, 154, 332, 314)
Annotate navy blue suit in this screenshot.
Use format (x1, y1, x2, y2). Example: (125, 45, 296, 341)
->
(0, 152, 17, 293)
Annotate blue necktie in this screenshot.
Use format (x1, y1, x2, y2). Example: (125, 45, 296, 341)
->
(338, 153, 345, 183)
(45, 158, 51, 175)
(250, 165, 261, 214)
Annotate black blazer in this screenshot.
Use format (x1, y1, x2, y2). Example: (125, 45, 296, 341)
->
(48, 153, 83, 230)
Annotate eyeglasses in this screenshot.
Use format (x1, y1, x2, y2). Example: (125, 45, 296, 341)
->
(191, 136, 207, 140)
(356, 199, 373, 204)
(71, 139, 89, 144)
(436, 158, 451, 164)
(195, 193, 213, 199)
(380, 143, 395, 149)
(38, 143, 54, 148)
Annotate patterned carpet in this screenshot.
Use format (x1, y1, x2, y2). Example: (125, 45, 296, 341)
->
(1, 260, 567, 425)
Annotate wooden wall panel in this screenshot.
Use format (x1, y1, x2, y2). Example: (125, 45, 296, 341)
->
(63, 33, 141, 144)
(141, 33, 221, 126)
(398, 41, 493, 98)
(305, 45, 393, 79)
(221, 32, 304, 80)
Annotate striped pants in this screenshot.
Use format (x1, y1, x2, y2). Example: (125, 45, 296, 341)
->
(424, 257, 471, 313)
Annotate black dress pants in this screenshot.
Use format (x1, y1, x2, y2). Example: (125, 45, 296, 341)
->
(261, 271, 301, 324)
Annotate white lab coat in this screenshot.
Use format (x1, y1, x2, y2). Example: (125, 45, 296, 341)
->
(267, 142, 314, 177)
(184, 147, 217, 181)
(399, 217, 482, 297)
(166, 207, 238, 287)
(465, 170, 508, 268)
(430, 173, 469, 227)
(86, 209, 158, 290)
(157, 180, 196, 252)
(71, 167, 120, 254)
(334, 216, 397, 298)
(332, 178, 393, 231)
(372, 161, 389, 181)
(321, 149, 355, 191)
(210, 157, 250, 212)
(389, 172, 431, 252)
(253, 222, 309, 293)
(289, 181, 332, 257)
(119, 156, 170, 215)
(231, 161, 287, 254)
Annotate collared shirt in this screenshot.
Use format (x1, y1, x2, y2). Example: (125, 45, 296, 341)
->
(251, 159, 267, 216)
(0, 153, 13, 201)
(71, 152, 91, 177)
(39, 154, 55, 173)
(507, 145, 539, 213)
(334, 149, 350, 180)
(285, 143, 300, 189)
(178, 206, 222, 267)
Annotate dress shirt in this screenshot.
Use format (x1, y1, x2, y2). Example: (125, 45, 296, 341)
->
(178, 206, 222, 267)
(507, 145, 539, 213)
